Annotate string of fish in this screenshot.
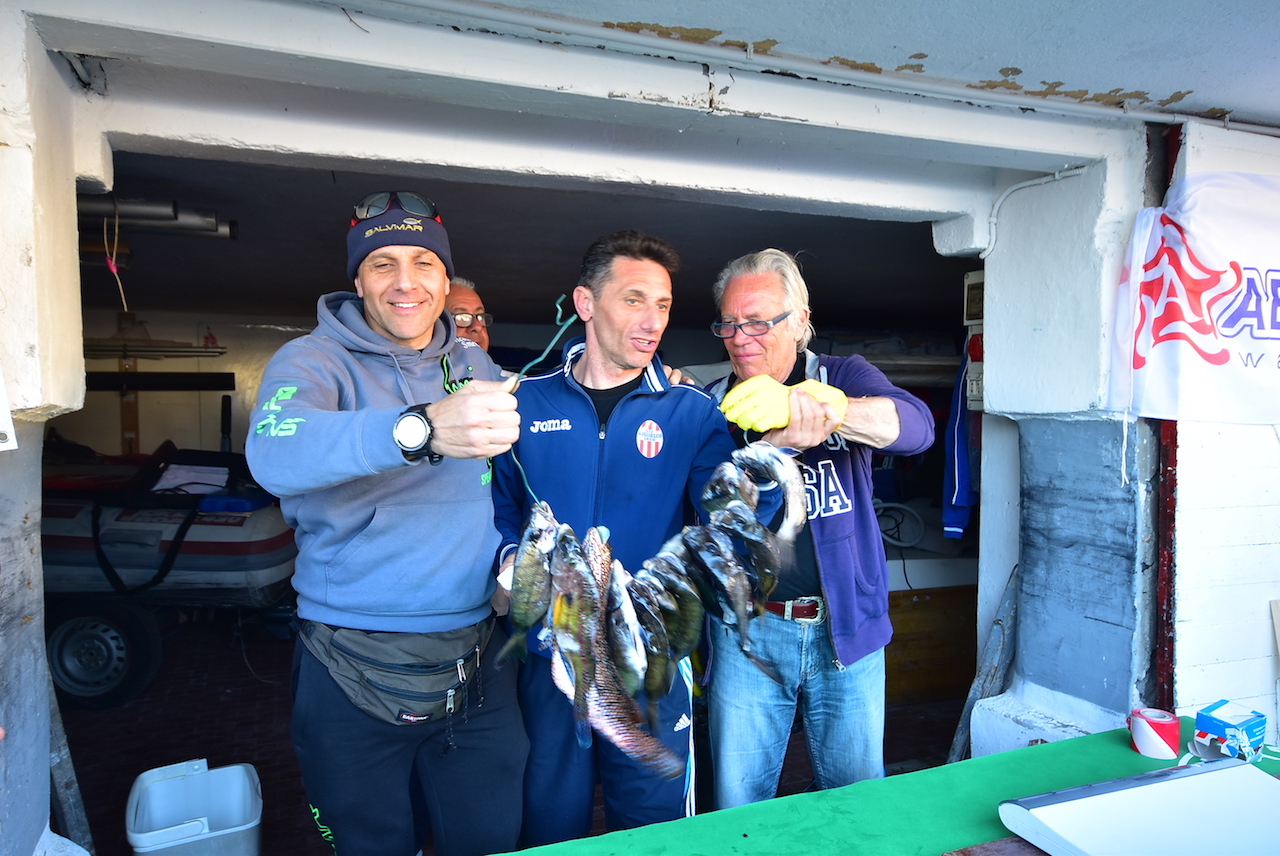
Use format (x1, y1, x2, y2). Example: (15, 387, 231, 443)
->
(498, 441, 807, 778)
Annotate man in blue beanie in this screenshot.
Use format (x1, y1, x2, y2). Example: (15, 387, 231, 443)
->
(247, 191, 529, 856)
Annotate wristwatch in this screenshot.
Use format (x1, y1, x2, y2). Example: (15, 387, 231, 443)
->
(393, 404, 444, 464)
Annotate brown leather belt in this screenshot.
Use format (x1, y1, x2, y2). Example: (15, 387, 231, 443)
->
(763, 596, 826, 623)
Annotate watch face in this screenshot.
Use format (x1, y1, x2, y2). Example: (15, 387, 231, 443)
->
(394, 412, 429, 449)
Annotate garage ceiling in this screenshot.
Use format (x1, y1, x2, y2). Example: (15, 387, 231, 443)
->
(78, 152, 981, 338)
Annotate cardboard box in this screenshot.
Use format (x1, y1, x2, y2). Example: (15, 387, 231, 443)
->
(1193, 699, 1266, 762)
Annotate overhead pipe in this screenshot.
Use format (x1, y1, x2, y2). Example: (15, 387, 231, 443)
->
(77, 195, 176, 221)
(77, 195, 235, 238)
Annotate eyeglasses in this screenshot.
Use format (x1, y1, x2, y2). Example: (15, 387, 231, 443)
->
(710, 311, 792, 339)
(351, 191, 442, 225)
(451, 312, 494, 328)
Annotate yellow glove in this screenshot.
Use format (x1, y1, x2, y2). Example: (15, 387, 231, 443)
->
(793, 379, 848, 414)
(720, 374, 792, 432)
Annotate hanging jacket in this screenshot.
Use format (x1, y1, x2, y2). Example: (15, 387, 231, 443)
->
(943, 352, 979, 538)
(707, 351, 935, 666)
(246, 291, 503, 633)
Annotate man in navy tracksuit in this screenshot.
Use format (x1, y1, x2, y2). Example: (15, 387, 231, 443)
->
(492, 231, 767, 844)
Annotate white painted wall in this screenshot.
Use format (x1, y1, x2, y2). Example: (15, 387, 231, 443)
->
(1174, 421, 1280, 743)
(0, 12, 84, 856)
(983, 159, 1146, 416)
(1169, 124, 1280, 744)
(976, 413, 1020, 651)
(0, 9, 82, 417)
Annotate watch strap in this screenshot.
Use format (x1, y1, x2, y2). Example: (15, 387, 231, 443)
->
(398, 404, 444, 465)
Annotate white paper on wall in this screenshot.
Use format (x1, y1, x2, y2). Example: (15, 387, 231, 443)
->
(1108, 171, 1280, 424)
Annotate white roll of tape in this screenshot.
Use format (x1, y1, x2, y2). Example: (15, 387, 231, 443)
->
(1128, 707, 1179, 759)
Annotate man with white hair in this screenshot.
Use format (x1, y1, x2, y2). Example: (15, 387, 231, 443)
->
(445, 277, 493, 352)
(704, 248, 935, 808)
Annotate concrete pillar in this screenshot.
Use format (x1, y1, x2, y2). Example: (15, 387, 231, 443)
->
(0, 11, 85, 854)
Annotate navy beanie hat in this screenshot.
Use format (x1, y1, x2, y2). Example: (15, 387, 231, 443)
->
(346, 204, 455, 281)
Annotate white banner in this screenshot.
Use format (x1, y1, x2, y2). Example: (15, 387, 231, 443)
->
(1108, 172, 1280, 423)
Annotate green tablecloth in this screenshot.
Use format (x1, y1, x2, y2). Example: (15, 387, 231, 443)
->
(530, 719, 1279, 856)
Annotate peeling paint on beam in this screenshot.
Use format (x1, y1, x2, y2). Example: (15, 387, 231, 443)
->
(896, 63, 925, 73)
(826, 56, 883, 74)
(603, 21, 722, 44)
(967, 75, 1192, 112)
(973, 78, 1024, 92)
(1023, 81, 1089, 100)
(1159, 91, 1193, 107)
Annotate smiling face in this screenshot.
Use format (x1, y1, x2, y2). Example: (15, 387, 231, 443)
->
(719, 272, 808, 382)
(575, 256, 672, 382)
(445, 284, 490, 351)
(354, 245, 450, 349)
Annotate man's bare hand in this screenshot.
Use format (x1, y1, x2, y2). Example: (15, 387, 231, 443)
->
(491, 553, 515, 617)
(664, 366, 693, 386)
(427, 378, 520, 459)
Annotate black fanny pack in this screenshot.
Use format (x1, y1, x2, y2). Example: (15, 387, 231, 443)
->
(300, 616, 493, 726)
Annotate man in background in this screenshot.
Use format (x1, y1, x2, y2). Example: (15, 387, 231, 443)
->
(446, 276, 492, 351)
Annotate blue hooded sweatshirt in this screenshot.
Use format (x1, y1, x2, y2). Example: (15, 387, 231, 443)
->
(245, 292, 503, 633)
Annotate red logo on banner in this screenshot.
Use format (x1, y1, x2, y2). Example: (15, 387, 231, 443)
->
(1132, 213, 1242, 369)
(635, 420, 664, 458)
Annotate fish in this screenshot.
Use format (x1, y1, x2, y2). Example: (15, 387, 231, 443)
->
(606, 560, 648, 697)
(547, 544, 684, 780)
(497, 500, 558, 663)
(637, 557, 703, 662)
(700, 460, 759, 516)
(627, 575, 674, 730)
(547, 525, 601, 747)
(683, 525, 753, 635)
(709, 498, 780, 606)
(582, 526, 613, 597)
(549, 633, 685, 780)
(683, 525, 782, 684)
(731, 442, 806, 544)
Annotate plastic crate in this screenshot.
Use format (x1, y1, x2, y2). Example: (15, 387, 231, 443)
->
(126, 759, 261, 855)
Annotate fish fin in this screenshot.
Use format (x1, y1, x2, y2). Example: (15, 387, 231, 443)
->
(574, 716, 593, 749)
(495, 632, 528, 664)
(774, 536, 798, 574)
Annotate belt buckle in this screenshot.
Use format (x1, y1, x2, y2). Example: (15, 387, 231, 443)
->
(793, 596, 826, 624)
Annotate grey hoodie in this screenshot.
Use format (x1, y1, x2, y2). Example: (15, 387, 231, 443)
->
(246, 292, 503, 633)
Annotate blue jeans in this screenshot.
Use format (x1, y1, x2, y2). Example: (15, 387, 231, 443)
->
(707, 612, 885, 809)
